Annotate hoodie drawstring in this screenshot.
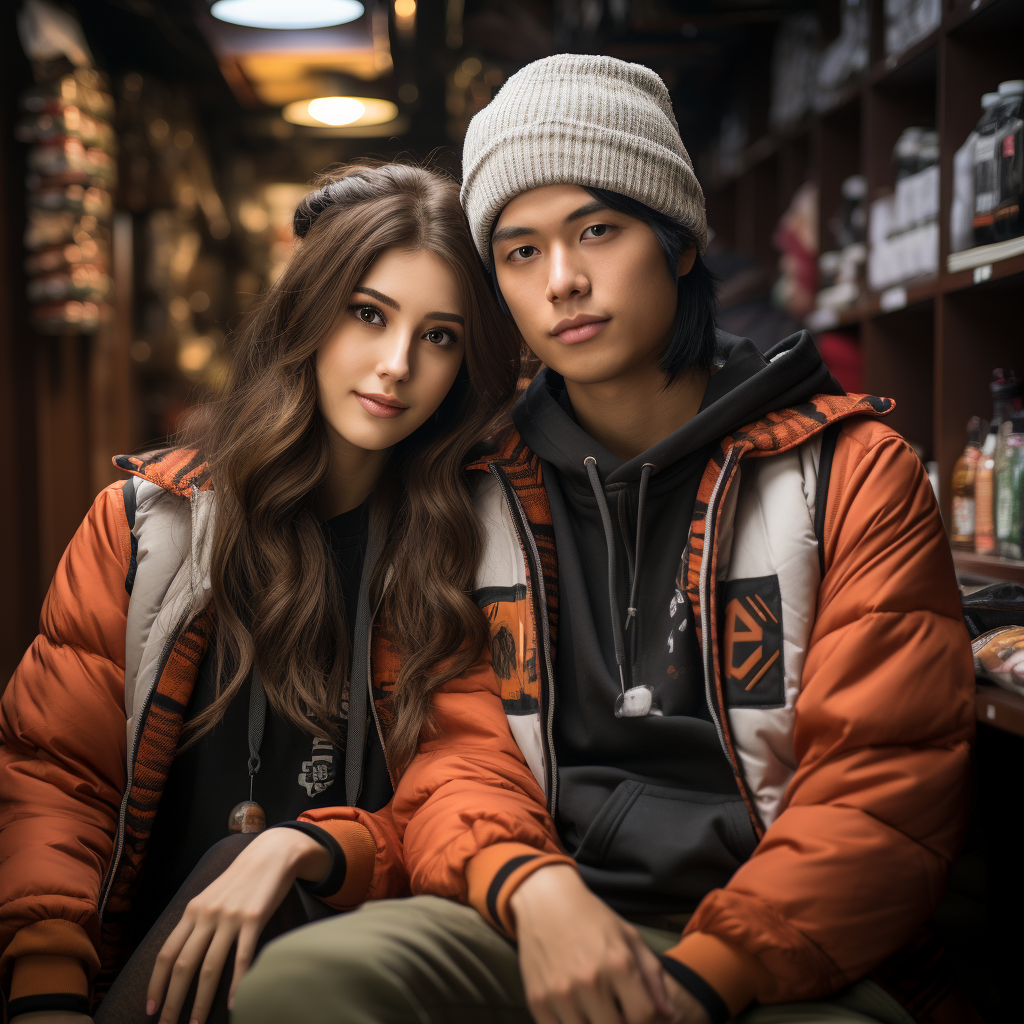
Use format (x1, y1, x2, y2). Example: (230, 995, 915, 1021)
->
(584, 457, 655, 703)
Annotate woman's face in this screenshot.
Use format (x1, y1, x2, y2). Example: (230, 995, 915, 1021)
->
(317, 247, 467, 452)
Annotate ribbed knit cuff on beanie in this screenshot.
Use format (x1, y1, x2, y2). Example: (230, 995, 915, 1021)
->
(461, 53, 707, 266)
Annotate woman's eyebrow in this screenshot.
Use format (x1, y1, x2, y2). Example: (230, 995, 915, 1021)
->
(353, 286, 400, 310)
(426, 312, 465, 325)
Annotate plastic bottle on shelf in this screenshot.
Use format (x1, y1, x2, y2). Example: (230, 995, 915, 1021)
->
(995, 411, 1024, 560)
(976, 369, 1022, 555)
(952, 94, 999, 254)
(993, 79, 1024, 242)
(974, 92, 1005, 247)
(951, 416, 985, 550)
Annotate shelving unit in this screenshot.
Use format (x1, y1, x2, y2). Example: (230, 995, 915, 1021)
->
(977, 683, 1024, 737)
(702, 0, 1024, 586)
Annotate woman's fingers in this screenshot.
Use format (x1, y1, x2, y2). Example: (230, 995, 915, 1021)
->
(147, 910, 201, 1014)
(189, 923, 243, 1024)
(227, 920, 262, 1010)
(156, 920, 217, 1024)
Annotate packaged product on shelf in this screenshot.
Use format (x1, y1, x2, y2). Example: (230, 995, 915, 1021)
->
(975, 83, 1015, 247)
(995, 410, 1024, 560)
(993, 80, 1024, 243)
(951, 416, 985, 550)
(884, 0, 941, 57)
(815, 0, 869, 110)
(976, 370, 1024, 555)
(769, 14, 819, 130)
(951, 93, 999, 254)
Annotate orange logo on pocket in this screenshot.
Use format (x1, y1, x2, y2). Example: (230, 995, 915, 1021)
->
(724, 595, 780, 691)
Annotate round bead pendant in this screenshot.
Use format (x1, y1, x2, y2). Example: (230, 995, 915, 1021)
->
(228, 800, 266, 834)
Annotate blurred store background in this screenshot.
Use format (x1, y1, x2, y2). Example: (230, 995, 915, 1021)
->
(2, 0, 1024, 1015)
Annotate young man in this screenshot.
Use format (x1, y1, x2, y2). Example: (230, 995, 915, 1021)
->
(234, 55, 974, 1024)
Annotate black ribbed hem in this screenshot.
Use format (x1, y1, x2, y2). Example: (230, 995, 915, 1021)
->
(659, 956, 730, 1024)
(8, 993, 91, 1017)
(486, 854, 539, 927)
(270, 821, 347, 897)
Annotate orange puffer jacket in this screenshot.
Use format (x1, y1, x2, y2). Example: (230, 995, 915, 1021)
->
(379, 396, 975, 1021)
(0, 450, 410, 1013)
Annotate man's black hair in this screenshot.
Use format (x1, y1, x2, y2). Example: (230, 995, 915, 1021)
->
(489, 186, 717, 383)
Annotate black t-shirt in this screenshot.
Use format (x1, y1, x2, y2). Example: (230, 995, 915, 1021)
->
(133, 502, 390, 937)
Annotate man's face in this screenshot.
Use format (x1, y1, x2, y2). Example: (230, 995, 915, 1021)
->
(491, 184, 686, 386)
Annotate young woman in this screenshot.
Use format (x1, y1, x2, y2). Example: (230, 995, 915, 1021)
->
(0, 161, 521, 1024)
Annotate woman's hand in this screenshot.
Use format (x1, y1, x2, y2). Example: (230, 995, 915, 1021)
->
(147, 827, 330, 1024)
(510, 864, 675, 1024)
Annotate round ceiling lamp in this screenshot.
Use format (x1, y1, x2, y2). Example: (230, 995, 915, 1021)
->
(282, 96, 399, 128)
(210, 0, 364, 30)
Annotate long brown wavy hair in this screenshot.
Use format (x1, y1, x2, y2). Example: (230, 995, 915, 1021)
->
(182, 162, 521, 775)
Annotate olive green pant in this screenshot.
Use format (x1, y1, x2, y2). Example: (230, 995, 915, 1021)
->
(231, 895, 915, 1024)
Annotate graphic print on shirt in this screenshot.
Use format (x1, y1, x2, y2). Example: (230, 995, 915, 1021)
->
(299, 736, 337, 797)
(718, 575, 786, 708)
(476, 583, 540, 715)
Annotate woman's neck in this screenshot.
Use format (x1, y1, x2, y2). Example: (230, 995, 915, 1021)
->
(319, 428, 390, 519)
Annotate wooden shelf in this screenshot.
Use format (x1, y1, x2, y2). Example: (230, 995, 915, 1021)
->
(953, 551, 1024, 584)
(977, 684, 1024, 738)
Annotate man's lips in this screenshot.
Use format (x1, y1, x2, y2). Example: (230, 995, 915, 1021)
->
(550, 314, 610, 344)
(355, 392, 408, 418)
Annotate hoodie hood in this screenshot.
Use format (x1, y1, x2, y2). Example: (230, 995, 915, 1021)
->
(513, 329, 842, 487)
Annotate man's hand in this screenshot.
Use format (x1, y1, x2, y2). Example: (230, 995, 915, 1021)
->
(510, 863, 674, 1024)
(147, 827, 330, 1024)
(662, 972, 712, 1024)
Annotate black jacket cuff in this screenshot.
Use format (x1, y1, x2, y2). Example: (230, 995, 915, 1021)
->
(8, 993, 91, 1017)
(270, 820, 347, 897)
(659, 955, 730, 1024)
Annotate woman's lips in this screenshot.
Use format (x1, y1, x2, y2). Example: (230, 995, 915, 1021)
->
(355, 392, 408, 418)
(551, 318, 610, 344)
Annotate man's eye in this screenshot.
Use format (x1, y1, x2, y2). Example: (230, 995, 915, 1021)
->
(509, 245, 537, 261)
(583, 224, 610, 239)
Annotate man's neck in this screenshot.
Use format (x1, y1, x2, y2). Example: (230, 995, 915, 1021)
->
(564, 361, 709, 463)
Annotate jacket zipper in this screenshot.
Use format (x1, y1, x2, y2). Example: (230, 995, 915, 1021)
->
(98, 606, 192, 919)
(490, 465, 558, 815)
(365, 609, 393, 788)
(697, 447, 763, 834)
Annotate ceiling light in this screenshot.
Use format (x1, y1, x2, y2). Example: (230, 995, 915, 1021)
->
(282, 96, 399, 127)
(210, 0, 364, 30)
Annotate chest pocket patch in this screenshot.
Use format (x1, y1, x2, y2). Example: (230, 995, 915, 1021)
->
(718, 575, 785, 708)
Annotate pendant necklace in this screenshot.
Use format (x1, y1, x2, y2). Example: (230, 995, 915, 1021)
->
(228, 670, 268, 834)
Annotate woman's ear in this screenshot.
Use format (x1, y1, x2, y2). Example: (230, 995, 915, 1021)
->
(676, 246, 697, 278)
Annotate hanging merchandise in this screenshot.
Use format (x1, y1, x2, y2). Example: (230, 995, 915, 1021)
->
(16, 2, 117, 335)
(951, 417, 985, 551)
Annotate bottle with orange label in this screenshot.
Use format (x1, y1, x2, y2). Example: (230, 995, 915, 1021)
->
(951, 417, 984, 549)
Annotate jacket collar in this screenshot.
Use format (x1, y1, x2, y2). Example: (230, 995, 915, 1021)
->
(113, 448, 212, 495)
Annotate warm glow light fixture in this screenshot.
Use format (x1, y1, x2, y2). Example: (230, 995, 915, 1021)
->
(282, 96, 399, 128)
(210, 0, 364, 30)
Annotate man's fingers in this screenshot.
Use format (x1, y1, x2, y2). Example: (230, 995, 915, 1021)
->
(576, 975, 627, 1024)
(228, 923, 261, 1009)
(157, 922, 216, 1024)
(625, 933, 672, 1019)
(189, 925, 240, 1024)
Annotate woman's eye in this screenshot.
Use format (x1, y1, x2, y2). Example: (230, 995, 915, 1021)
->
(352, 304, 384, 326)
(424, 328, 456, 347)
(582, 224, 611, 239)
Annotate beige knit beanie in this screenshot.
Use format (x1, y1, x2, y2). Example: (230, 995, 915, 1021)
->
(461, 53, 707, 266)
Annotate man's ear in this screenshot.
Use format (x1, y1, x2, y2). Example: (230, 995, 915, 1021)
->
(676, 246, 697, 278)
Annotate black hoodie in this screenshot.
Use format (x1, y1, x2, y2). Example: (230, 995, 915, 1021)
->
(511, 331, 842, 916)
